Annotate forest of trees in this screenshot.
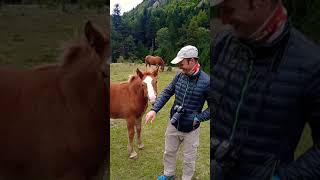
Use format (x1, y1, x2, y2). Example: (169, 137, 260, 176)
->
(283, 0, 320, 42)
(111, 0, 210, 73)
(110, 0, 320, 73)
(0, 0, 108, 8)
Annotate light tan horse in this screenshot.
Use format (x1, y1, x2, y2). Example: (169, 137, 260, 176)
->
(0, 21, 109, 180)
(110, 68, 158, 159)
(145, 55, 165, 71)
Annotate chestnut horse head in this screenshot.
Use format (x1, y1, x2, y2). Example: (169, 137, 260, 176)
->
(134, 67, 158, 104)
(0, 21, 109, 180)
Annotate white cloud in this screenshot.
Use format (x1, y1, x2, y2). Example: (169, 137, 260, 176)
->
(110, 0, 143, 15)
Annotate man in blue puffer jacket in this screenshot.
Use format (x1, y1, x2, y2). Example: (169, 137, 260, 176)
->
(145, 45, 210, 180)
(210, 0, 320, 179)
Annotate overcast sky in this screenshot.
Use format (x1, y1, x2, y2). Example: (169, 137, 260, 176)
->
(110, 0, 144, 15)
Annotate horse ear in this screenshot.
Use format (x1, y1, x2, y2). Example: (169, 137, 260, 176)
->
(136, 68, 144, 79)
(128, 75, 136, 83)
(85, 21, 109, 59)
(153, 67, 159, 77)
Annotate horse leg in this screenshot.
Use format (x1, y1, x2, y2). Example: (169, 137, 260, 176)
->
(58, 173, 103, 180)
(57, 169, 86, 180)
(87, 164, 108, 180)
(135, 117, 144, 150)
(127, 118, 138, 159)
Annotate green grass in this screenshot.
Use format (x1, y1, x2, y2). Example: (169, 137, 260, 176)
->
(110, 63, 210, 180)
(295, 124, 312, 158)
(0, 5, 313, 179)
(0, 4, 107, 67)
(110, 63, 313, 179)
(0, 4, 109, 179)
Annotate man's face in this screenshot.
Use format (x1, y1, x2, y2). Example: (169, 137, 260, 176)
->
(219, 0, 273, 39)
(178, 58, 196, 74)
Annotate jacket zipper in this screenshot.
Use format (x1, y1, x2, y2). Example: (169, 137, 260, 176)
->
(177, 77, 190, 130)
(229, 59, 254, 142)
(269, 159, 279, 180)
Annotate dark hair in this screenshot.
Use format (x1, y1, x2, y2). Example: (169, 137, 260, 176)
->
(272, 0, 280, 4)
(186, 58, 198, 64)
(249, 0, 280, 9)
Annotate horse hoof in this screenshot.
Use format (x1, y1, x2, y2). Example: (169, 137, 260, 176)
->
(129, 151, 138, 159)
(138, 143, 145, 150)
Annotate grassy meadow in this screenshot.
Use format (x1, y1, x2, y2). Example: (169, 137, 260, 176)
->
(110, 63, 210, 180)
(0, 5, 313, 180)
(110, 63, 313, 180)
(0, 5, 107, 67)
(0, 4, 109, 179)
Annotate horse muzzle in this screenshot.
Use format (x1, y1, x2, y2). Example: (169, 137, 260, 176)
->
(149, 96, 156, 106)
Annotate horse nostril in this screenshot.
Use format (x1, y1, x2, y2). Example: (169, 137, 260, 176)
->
(150, 98, 156, 105)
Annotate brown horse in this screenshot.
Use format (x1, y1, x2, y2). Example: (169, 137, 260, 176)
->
(0, 21, 109, 180)
(145, 55, 165, 71)
(110, 68, 158, 159)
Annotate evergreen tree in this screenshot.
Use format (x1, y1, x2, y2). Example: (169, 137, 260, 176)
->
(111, 3, 122, 62)
(112, 4, 121, 31)
(110, 0, 211, 70)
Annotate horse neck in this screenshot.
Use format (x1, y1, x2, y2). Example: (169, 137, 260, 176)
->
(60, 61, 102, 97)
(135, 86, 148, 113)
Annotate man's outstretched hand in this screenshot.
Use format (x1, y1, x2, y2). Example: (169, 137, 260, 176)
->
(145, 110, 156, 124)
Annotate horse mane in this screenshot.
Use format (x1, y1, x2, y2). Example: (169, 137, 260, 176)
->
(113, 75, 139, 85)
(58, 39, 91, 67)
(28, 40, 85, 71)
(128, 74, 142, 84)
(128, 75, 135, 83)
(117, 70, 154, 86)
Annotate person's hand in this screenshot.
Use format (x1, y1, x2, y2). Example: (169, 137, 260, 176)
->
(193, 116, 200, 126)
(145, 110, 156, 125)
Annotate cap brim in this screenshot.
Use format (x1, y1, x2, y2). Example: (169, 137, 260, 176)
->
(210, 0, 223, 6)
(171, 56, 183, 64)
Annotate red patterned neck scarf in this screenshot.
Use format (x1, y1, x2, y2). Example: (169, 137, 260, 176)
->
(249, 3, 287, 42)
(189, 62, 200, 76)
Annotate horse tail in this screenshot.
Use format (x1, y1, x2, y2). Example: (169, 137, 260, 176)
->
(160, 58, 165, 66)
(160, 58, 165, 71)
(161, 58, 165, 64)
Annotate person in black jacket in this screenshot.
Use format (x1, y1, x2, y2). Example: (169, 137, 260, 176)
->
(145, 45, 210, 180)
(210, 0, 320, 179)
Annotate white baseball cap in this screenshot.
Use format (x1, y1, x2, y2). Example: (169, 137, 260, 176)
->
(171, 45, 198, 64)
(210, 0, 224, 6)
